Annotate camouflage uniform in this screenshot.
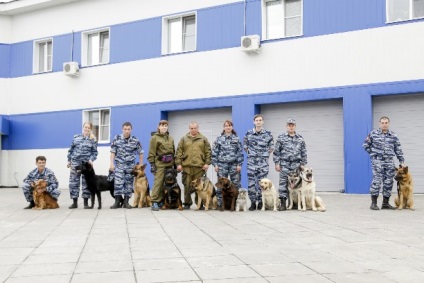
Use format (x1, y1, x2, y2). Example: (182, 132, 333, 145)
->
(175, 133, 211, 206)
(212, 133, 244, 205)
(111, 134, 144, 197)
(363, 129, 404, 197)
(147, 132, 175, 203)
(243, 128, 274, 203)
(67, 134, 98, 199)
(22, 168, 60, 202)
(273, 132, 307, 198)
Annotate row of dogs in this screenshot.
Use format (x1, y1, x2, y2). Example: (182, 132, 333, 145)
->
(30, 162, 414, 211)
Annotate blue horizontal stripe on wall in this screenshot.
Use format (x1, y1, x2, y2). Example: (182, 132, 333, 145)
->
(0, 44, 10, 78)
(2, 0, 414, 78)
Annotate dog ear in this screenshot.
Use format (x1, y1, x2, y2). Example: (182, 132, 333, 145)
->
(403, 166, 408, 174)
(142, 164, 147, 170)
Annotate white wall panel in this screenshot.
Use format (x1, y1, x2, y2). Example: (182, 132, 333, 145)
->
(6, 21, 424, 115)
(10, 0, 237, 42)
(0, 79, 10, 114)
(0, 15, 11, 42)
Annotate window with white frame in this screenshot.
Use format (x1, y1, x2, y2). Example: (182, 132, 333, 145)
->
(82, 29, 110, 66)
(33, 39, 52, 73)
(83, 109, 111, 143)
(262, 0, 302, 40)
(162, 13, 196, 54)
(387, 0, 424, 22)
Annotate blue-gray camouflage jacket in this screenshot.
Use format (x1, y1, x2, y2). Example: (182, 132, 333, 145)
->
(211, 133, 244, 166)
(243, 128, 274, 158)
(110, 134, 144, 166)
(363, 129, 404, 162)
(23, 168, 59, 195)
(273, 132, 307, 165)
(67, 134, 98, 165)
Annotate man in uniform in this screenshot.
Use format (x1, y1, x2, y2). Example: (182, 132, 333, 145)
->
(243, 114, 274, 211)
(110, 122, 144, 209)
(22, 156, 60, 209)
(273, 118, 307, 211)
(363, 116, 405, 210)
(176, 121, 212, 210)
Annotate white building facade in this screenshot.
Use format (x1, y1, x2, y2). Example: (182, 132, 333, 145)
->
(0, 0, 423, 194)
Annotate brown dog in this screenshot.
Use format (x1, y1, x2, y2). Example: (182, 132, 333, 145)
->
(131, 164, 152, 208)
(32, 179, 59, 210)
(191, 176, 217, 211)
(394, 166, 414, 210)
(215, 177, 239, 211)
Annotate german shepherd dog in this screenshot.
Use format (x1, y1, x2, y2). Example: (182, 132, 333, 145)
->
(76, 162, 114, 209)
(299, 167, 326, 212)
(394, 166, 414, 210)
(32, 179, 59, 210)
(287, 169, 302, 210)
(131, 164, 152, 208)
(215, 177, 239, 211)
(161, 168, 183, 210)
(191, 176, 218, 211)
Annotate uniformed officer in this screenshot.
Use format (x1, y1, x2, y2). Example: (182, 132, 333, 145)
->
(110, 122, 144, 209)
(176, 121, 212, 210)
(67, 122, 98, 209)
(22, 156, 60, 209)
(243, 114, 274, 211)
(273, 118, 307, 211)
(148, 120, 175, 211)
(211, 120, 244, 209)
(363, 116, 405, 210)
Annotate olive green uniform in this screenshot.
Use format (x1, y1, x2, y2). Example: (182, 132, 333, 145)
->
(147, 132, 175, 203)
(175, 133, 212, 206)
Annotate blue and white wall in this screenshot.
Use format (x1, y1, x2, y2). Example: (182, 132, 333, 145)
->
(1, 0, 423, 194)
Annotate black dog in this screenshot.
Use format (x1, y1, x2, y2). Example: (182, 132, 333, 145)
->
(161, 168, 183, 210)
(76, 162, 114, 209)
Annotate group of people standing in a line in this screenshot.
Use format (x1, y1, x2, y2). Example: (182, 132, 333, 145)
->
(21, 115, 405, 211)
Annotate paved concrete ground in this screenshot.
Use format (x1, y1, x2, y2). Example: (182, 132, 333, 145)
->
(0, 188, 423, 283)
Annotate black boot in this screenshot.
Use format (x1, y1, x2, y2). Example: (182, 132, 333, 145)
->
(24, 200, 35, 209)
(370, 195, 379, 210)
(110, 196, 122, 209)
(381, 196, 395, 210)
(249, 202, 256, 211)
(279, 198, 287, 211)
(68, 198, 78, 209)
(257, 201, 263, 210)
(122, 196, 132, 209)
(83, 198, 90, 209)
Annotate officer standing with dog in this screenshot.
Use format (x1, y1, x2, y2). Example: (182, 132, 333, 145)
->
(22, 156, 60, 209)
(176, 121, 212, 210)
(148, 120, 175, 211)
(110, 122, 144, 209)
(212, 120, 244, 210)
(273, 118, 307, 211)
(67, 122, 98, 209)
(363, 116, 405, 210)
(243, 114, 274, 211)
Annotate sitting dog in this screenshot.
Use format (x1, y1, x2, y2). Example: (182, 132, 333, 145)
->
(131, 164, 152, 208)
(299, 167, 326, 212)
(259, 178, 280, 211)
(394, 166, 414, 210)
(215, 177, 239, 211)
(287, 169, 302, 210)
(76, 162, 114, 209)
(191, 176, 217, 211)
(32, 179, 59, 210)
(235, 188, 248, 212)
(161, 168, 183, 210)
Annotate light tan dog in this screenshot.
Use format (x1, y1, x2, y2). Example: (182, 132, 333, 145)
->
(236, 189, 248, 212)
(299, 167, 326, 212)
(131, 164, 152, 208)
(191, 176, 217, 211)
(32, 179, 59, 210)
(259, 178, 280, 211)
(394, 166, 414, 210)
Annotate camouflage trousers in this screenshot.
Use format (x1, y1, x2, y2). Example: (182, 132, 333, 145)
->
(278, 161, 302, 199)
(370, 158, 395, 197)
(181, 167, 205, 206)
(22, 182, 61, 202)
(247, 157, 269, 203)
(114, 165, 134, 197)
(216, 162, 241, 206)
(69, 168, 90, 199)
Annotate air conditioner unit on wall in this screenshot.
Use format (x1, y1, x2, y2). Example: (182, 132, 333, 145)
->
(63, 62, 80, 77)
(241, 35, 260, 53)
